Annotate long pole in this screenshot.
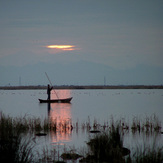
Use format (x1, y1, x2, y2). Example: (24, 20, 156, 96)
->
(45, 72, 59, 99)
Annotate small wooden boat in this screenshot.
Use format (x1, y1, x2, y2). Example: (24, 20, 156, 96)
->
(39, 97, 72, 103)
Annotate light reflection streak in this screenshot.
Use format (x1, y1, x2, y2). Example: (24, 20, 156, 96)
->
(48, 90, 72, 145)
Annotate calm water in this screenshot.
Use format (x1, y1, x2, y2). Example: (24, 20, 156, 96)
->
(0, 89, 163, 151)
(0, 89, 163, 120)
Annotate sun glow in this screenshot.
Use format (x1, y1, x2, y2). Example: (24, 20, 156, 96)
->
(46, 45, 75, 51)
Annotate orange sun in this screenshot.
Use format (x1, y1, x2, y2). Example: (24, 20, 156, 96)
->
(46, 45, 75, 51)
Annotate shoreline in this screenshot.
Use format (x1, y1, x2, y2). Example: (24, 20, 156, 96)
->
(0, 85, 163, 90)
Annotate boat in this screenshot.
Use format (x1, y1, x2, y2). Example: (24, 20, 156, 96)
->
(38, 97, 73, 103)
(39, 73, 73, 103)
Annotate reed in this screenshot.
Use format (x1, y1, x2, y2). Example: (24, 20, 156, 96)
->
(0, 113, 162, 162)
(0, 113, 73, 134)
(0, 114, 35, 162)
(130, 114, 162, 135)
(0, 113, 162, 137)
(81, 125, 129, 162)
(132, 141, 163, 163)
(37, 146, 57, 163)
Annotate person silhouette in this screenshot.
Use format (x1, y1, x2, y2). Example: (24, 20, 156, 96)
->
(47, 84, 53, 100)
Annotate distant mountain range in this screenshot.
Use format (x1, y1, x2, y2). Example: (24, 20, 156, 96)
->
(0, 61, 163, 86)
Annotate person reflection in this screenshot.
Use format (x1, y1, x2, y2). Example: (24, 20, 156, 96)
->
(47, 103, 50, 116)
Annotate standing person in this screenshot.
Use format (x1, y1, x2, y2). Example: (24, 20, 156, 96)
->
(47, 84, 53, 100)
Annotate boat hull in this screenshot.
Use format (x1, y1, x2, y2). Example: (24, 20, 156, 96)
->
(39, 97, 72, 103)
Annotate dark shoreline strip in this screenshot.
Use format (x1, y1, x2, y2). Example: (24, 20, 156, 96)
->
(0, 85, 163, 90)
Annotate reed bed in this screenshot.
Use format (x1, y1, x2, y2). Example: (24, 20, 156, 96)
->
(131, 114, 162, 134)
(132, 141, 163, 163)
(85, 125, 125, 162)
(0, 113, 73, 134)
(0, 113, 162, 135)
(74, 114, 162, 136)
(35, 124, 163, 163)
(0, 115, 35, 162)
(0, 113, 163, 162)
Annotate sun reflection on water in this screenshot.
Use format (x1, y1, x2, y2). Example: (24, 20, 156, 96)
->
(48, 90, 72, 145)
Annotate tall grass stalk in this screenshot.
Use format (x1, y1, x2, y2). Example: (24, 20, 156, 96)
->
(0, 114, 35, 162)
(37, 146, 57, 163)
(132, 140, 163, 163)
(86, 125, 125, 162)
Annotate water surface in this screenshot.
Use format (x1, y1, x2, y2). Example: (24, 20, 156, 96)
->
(0, 89, 163, 150)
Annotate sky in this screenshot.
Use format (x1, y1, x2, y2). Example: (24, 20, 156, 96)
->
(0, 0, 163, 86)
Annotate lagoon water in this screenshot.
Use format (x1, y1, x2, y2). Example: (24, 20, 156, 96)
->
(0, 89, 163, 152)
(0, 89, 163, 120)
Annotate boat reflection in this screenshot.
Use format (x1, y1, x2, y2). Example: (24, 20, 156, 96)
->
(47, 90, 72, 145)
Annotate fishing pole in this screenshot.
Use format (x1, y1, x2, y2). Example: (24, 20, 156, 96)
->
(45, 72, 59, 99)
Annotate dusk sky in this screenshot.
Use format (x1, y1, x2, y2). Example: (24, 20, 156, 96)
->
(0, 0, 163, 86)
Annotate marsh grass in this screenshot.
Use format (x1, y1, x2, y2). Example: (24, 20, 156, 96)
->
(80, 124, 163, 163)
(0, 113, 162, 162)
(131, 114, 162, 135)
(0, 113, 73, 134)
(0, 115, 35, 162)
(0, 113, 161, 135)
(37, 146, 57, 163)
(132, 141, 163, 163)
(83, 125, 128, 162)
